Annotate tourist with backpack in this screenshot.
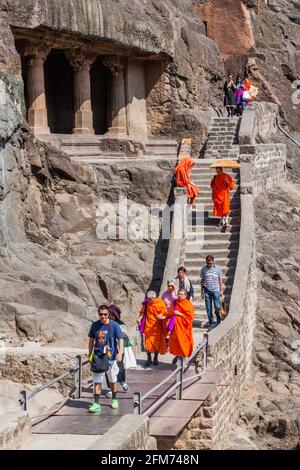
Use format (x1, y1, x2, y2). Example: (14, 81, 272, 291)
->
(88, 305, 124, 412)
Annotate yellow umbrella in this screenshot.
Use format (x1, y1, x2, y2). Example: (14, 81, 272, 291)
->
(210, 159, 241, 169)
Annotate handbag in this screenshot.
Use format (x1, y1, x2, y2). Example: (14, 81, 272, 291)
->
(90, 350, 110, 373)
(139, 301, 148, 334)
(90, 323, 112, 373)
(220, 299, 228, 319)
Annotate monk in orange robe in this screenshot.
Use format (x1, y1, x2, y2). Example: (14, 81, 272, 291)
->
(137, 291, 168, 367)
(211, 167, 235, 227)
(162, 289, 194, 360)
(174, 156, 201, 205)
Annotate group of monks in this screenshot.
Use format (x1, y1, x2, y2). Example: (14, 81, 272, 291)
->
(174, 156, 235, 227)
(136, 156, 235, 366)
(137, 289, 194, 366)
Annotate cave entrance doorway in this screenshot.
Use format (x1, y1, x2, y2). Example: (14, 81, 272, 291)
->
(44, 50, 74, 134)
(91, 57, 109, 135)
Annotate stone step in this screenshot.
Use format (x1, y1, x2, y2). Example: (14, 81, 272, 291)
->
(209, 126, 237, 131)
(200, 218, 241, 227)
(212, 117, 240, 122)
(190, 160, 239, 167)
(194, 195, 240, 203)
(195, 202, 240, 211)
(184, 256, 238, 268)
(191, 169, 240, 176)
(193, 187, 240, 193)
(206, 145, 238, 150)
(185, 240, 239, 253)
(204, 154, 240, 159)
(185, 248, 238, 259)
(193, 285, 233, 297)
(209, 128, 238, 133)
(188, 265, 236, 278)
(191, 178, 240, 185)
(186, 231, 240, 242)
(186, 221, 240, 230)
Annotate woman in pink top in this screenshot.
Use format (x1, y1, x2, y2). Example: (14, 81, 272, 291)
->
(161, 281, 177, 339)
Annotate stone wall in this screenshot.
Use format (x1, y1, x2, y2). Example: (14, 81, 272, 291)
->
(88, 415, 157, 450)
(152, 103, 287, 450)
(1, 347, 88, 388)
(0, 411, 31, 450)
(240, 143, 286, 196)
(170, 191, 257, 450)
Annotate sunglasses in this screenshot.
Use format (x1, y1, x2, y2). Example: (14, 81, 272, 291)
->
(99, 313, 109, 317)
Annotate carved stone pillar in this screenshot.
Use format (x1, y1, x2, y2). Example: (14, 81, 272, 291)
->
(66, 49, 97, 135)
(103, 56, 127, 135)
(126, 59, 148, 139)
(23, 46, 50, 135)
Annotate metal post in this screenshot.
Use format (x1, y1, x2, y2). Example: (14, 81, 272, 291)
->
(20, 390, 27, 412)
(176, 357, 184, 400)
(74, 355, 82, 399)
(134, 392, 141, 415)
(203, 333, 209, 371)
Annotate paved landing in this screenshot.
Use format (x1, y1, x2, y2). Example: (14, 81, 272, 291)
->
(29, 329, 219, 444)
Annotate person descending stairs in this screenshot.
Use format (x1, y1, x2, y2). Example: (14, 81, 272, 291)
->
(183, 116, 241, 327)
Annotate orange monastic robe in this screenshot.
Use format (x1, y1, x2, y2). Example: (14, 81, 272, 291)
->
(211, 172, 235, 217)
(140, 298, 168, 354)
(175, 156, 201, 204)
(167, 299, 194, 358)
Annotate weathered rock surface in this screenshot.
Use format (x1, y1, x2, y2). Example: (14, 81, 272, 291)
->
(236, 180, 300, 450)
(0, 0, 225, 350)
(194, 0, 300, 133)
(0, 121, 173, 345)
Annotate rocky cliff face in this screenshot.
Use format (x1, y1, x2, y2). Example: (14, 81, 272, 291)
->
(7, 0, 225, 153)
(0, 0, 224, 347)
(0, 91, 173, 346)
(193, 0, 300, 133)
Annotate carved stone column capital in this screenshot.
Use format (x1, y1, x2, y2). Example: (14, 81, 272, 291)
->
(66, 48, 97, 71)
(21, 42, 51, 61)
(102, 55, 126, 73)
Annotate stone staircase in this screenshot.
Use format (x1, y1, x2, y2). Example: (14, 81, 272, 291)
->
(205, 117, 240, 160)
(184, 159, 241, 324)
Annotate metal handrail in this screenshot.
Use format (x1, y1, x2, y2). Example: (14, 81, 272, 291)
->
(276, 117, 300, 149)
(20, 356, 89, 412)
(134, 334, 208, 416)
(140, 367, 180, 402)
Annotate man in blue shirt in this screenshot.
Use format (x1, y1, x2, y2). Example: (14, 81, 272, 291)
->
(200, 255, 224, 328)
(88, 305, 123, 412)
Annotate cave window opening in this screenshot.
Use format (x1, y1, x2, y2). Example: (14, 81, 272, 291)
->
(203, 21, 209, 37)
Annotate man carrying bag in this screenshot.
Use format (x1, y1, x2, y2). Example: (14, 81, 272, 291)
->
(88, 304, 123, 412)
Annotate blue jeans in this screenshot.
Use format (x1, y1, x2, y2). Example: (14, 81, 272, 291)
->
(204, 287, 221, 326)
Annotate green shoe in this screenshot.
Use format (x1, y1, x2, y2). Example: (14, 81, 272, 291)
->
(111, 399, 119, 409)
(88, 402, 101, 413)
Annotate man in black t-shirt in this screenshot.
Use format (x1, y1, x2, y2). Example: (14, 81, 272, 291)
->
(88, 305, 123, 412)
